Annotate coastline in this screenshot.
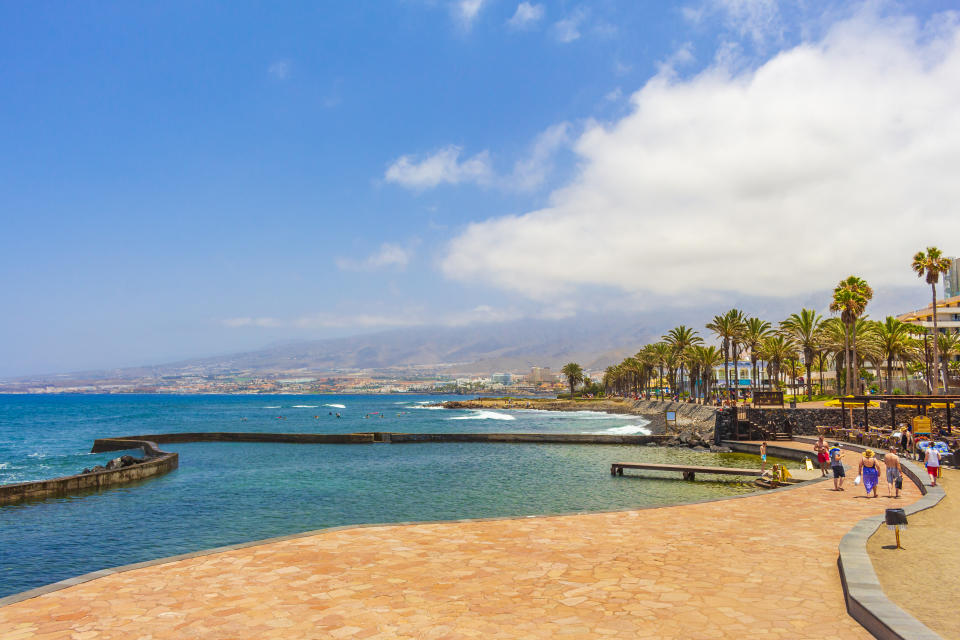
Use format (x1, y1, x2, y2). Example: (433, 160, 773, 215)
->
(442, 396, 720, 435)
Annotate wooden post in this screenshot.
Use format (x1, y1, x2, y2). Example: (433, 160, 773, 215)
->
(840, 399, 847, 430)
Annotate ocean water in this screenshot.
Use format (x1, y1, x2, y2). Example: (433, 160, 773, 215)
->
(0, 394, 769, 598)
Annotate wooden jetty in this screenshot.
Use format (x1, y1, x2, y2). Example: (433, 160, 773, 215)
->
(610, 462, 763, 480)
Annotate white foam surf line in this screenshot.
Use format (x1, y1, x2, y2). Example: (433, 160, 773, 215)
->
(447, 410, 516, 421)
(263, 406, 281, 409)
(512, 409, 629, 419)
(291, 405, 318, 408)
(323, 403, 346, 409)
(584, 424, 653, 435)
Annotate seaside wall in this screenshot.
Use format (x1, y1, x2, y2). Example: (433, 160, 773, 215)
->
(0, 445, 178, 506)
(745, 407, 958, 435)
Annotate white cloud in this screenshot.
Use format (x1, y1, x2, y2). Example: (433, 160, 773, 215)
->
(267, 60, 291, 80)
(386, 123, 571, 193)
(509, 122, 571, 191)
(441, 9, 960, 305)
(336, 243, 414, 271)
(554, 9, 586, 43)
(385, 146, 492, 189)
(223, 317, 283, 328)
(508, 2, 545, 29)
(684, 0, 783, 47)
(453, 0, 487, 29)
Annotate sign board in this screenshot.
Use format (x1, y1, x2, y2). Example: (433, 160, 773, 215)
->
(752, 391, 784, 407)
(665, 410, 677, 428)
(912, 415, 932, 436)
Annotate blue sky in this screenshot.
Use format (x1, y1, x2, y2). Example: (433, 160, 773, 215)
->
(2, 1, 960, 376)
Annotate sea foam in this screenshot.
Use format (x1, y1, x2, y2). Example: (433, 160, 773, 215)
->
(323, 403, 346, 409)
(586, 424, 653, 436)
(447, 410, 515, 421)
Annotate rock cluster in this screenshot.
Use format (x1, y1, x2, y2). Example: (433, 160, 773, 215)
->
(659, 429, 730, 453)
(81, 454, 144, 475)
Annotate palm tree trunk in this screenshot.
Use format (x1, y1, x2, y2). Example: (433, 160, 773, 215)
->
(931, 283, 949, 394)
(723, 338, 729, 400)
(805, 353, 813, 399)
(850, 321, 859, 395)
(842, 323, 851, 395)
(886, 360, 894, 394)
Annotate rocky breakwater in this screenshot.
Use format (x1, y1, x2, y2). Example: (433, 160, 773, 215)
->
(81, 454, 146, 475)
(442, 397, 724, 449)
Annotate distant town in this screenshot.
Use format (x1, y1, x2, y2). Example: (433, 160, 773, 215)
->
(0, 366, 575, 395)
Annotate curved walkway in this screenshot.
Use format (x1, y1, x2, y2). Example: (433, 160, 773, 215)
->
(0, 470, 919, 639)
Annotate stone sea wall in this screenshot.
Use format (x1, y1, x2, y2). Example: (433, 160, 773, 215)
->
(745, 406, 957, 435)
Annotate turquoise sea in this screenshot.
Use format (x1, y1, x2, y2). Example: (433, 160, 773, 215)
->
(0, 394, 767, 598)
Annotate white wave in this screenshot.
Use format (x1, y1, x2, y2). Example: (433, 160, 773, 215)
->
(585, 424, 653, 435)
(447, 410, 516, 421)
(323, 403, 346, 409)
(263, 406, 281, 409)
(516, 409, 625, 419)
(292, 405, 318, 408)
(410, 405, 443, 410)
(0, 462, 7, 469)
(27, 452, 46, 459)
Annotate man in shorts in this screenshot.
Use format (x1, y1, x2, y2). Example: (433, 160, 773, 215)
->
(924, 444, 942, 487)
(829, 443, 846, 491)
(884, 445, 903, 498)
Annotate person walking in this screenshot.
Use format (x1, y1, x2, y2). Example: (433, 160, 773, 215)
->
(883, 445, 903, 498)
(924, 443, 942, 487)
(829, 443, 846, 491)
(760, 439, 767, 473)
(858, 450, 880, 498)
(814, 435, 829, 477)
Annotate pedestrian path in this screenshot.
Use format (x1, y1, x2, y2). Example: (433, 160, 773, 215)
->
(0, 458, 920, 639)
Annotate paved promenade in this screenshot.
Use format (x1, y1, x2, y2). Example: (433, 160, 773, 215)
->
(1, 452, 919, 639)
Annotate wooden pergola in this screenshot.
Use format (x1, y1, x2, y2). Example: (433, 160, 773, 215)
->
(841, 395, 960, 434)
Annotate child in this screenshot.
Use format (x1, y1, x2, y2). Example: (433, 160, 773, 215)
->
(829, 443, 845, 491)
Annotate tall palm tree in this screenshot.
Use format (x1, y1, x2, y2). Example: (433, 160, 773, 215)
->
(875, 316, 913, 393)
(651, 342, 671, 399)
(781, 309, 823, 399)
(743, 317, 773, 389)
(937, 332, 960, 392)
(817, 317, 848, 394)
(561, 362, 584, 397)
(912, 247, 953, 394)
(811, 352, 831, 395)
(758, 334, 797, 389)
(664, 326, 703, 397)
(698, 345, 723, 400)
(706, 309, 745, 399)
(830, 276, 873, 395)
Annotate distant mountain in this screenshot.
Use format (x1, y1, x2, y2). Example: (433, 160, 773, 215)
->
(155, 314, 663, 376)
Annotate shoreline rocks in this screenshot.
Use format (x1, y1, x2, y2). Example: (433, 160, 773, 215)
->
(82, 454, 145, 475)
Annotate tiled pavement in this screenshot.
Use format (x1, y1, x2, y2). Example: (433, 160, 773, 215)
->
(0, 448, 920, 639)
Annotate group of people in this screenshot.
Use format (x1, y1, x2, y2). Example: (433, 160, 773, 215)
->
(812, 434, 943, 497)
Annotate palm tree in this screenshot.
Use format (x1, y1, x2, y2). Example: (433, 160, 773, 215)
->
(781, 309, 823, 399)
(830, 276, 873, 395)
(759, 334, 797, 390)
(937, 332, 960, 392)
(692, 345, 723, 401)
(811, 352, 830, 395)
(651, 342, 671, 399)
(706, 309, 745, 400)
(913, 247, 953, 394)
(817, 317, 848, 394)
(561, 362, 584, 397)
(743, 317, 773, 389)
(664, 326, 703, 397)
(875, 316, 913, 393)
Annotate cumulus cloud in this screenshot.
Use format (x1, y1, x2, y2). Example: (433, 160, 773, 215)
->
(509, 122, 571, 191)
(553, 9, 586, 43)
(385, 146, 492, 189)
(684, 0, 783, 46)
(441, 9, 960, 304)
(453, 0, 487, 29)
(267, 60, 291, 79)
(508, 2, 545, 29)
(336, 243, 414, 271)
(386, 123, 571, 192)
